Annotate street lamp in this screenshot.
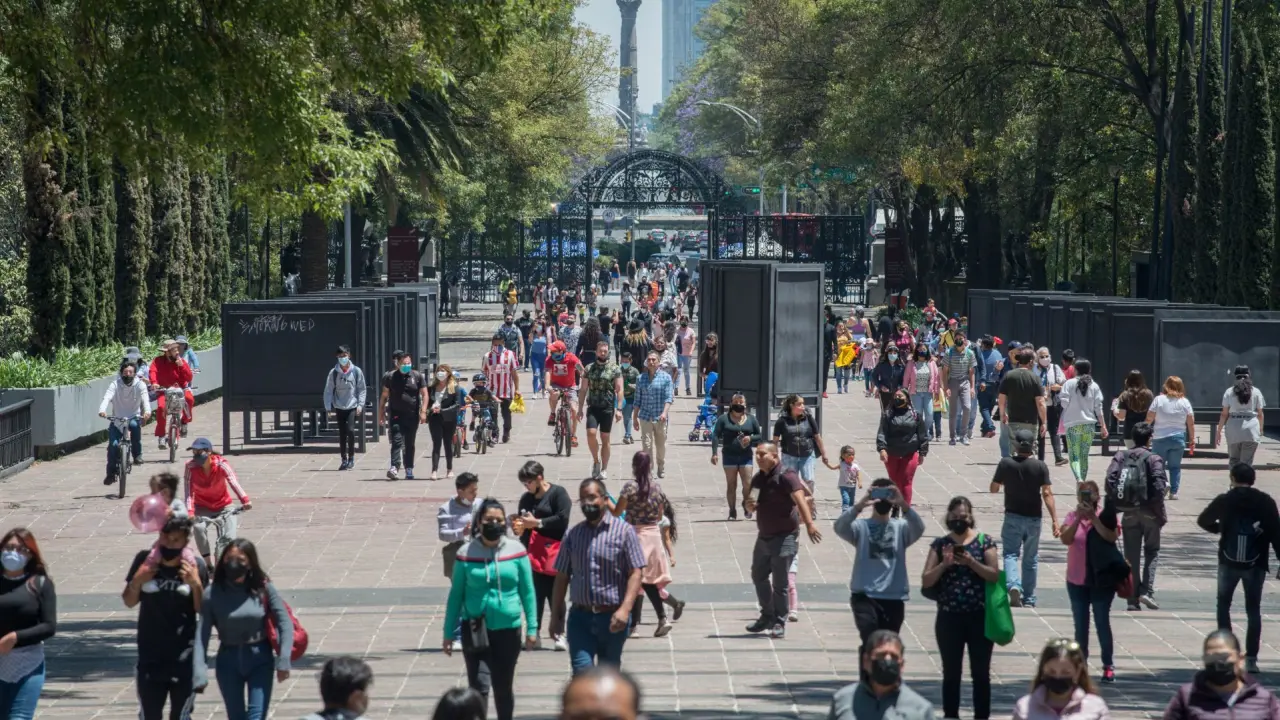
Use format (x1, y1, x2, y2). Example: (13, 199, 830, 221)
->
(695, 100, 765, 215)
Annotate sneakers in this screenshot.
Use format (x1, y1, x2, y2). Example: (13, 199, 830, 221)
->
(787, 611, 799, 623)
(729, 508, 737, 521)
(654, 620, 673, 637)
(1008, 587, 1023, 608)
(591, 462, 601, 479)
(960, 436, 970, 446)
(1101, 666, 1115, 683)
(948, 437, 957, 446)
(405, 468, 415, 480)
(1247, 658, 1261, 675)
(600, 468, 609, 481)
(768, 623, 786, 639)
(657, 469, 665, 479)
(547, 414, 556, 426)
(623, 436, 633, 444)
(745, 616, 772, 634)
(451, 640, 464, 652)
(104, 473, 117, 486)
(387, 466, 400, 481)
(671, 600, 686, 622)
(1139, 594, 1159, 610)
(179, 425, 189, 438)
(553, 635, 568, 652)
(1126, 602, 1141, 611)
(1055, 458, 1069, 466)
(158, 437, 168, 450)
(502, 432, 510, 444)
(338, 459, 352, 471)
(133, 456, 144, 465)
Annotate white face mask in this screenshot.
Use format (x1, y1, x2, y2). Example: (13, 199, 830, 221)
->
(436, 372, 447, 381)
(1039, 357, 1051, 367)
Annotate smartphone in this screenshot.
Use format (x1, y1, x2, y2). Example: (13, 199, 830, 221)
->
(870, 487, 893, 500)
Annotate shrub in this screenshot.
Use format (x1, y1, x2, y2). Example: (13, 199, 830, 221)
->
(0, 327, 221, 388)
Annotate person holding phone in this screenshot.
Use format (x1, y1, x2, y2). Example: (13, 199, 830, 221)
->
(833, 479, 925, 656)
(1059, 481, 1119, 684)
(876, 390, 929, 506)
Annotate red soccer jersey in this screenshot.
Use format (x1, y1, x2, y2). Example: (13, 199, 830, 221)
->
(547, 353, 583, 389)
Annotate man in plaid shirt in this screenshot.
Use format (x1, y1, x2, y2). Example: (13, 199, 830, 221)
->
(634, 350, 674, 478)
(481, 333, 521, 443)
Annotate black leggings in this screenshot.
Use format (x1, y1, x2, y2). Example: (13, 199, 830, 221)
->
(630, 583, 667, 626)
(532, 571, 556, 636)
(936, 609, 993, 720)
(136, 666, 194, 720)
(334, 408, 356, 460)
(463, 626, 522, 720)
(428, 414, 456, 472)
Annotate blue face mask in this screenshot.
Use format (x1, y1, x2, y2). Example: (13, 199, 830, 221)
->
(338, 357, 350, 367)
(1, 549, 26, 573)
(400, 364, 412, 374)
(551, 353, 565, 362)
(620, 362, 630, 369)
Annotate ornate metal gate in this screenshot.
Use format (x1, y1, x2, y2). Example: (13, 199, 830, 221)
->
(715, 215, 867, 303)
(442, 210, 592, 303)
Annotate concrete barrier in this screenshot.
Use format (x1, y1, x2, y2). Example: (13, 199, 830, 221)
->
(0, 346, 222, 454)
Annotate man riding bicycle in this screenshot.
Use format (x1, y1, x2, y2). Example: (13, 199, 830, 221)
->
(99, 359, 152, 485)
(544, 340, 583, 447)
(183, 437, 251, 568)
(149, 340, 194, 450)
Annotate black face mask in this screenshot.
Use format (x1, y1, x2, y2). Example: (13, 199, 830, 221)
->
(481, 522, 505, 541)
(894, 396, 909, 408)
(122, 375, 135, 385)
(596, 355, 609, 364)
(158, 546, 184, 561)
(869, 656, 901, 686)
(946, 517, 970, 534)
(1042, 676, 1074, 695)
(1204, 660, 1237, 685)
(581, 502, 604, 522)
(730, 404, 746, 413)
(873, 500, 893, 515)
(223, 560, 249, 582)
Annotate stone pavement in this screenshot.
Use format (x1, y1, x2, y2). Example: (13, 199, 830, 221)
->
(5, 299, 1280, 719)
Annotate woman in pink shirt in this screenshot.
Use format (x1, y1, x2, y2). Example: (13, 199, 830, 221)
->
(892, 320, 915, 358)
(1012, 638, 1112, 719)
(1059, 481, 1119, 684)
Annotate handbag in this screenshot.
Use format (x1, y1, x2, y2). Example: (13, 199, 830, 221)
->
(261, 590, 309, 662)
(464, 615, 489, 655)
(984, 569, 1016, 646)
(527, 530, 561, 576)
(920, 543, 945, 601)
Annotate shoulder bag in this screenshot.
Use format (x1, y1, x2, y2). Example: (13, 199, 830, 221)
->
(261, 587, 309, 662)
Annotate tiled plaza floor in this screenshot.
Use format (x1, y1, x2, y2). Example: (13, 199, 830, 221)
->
(3, 299, 1279, 719)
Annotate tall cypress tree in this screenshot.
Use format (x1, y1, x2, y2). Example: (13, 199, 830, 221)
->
(1171, 34, 1199, 302)
(1196, 13, 1226, 303)
(61, 94, 96, 347)
(147, 161, 188, 336)
(90, 155, 116, 345)
(1218, 28, 1250, 305)
(187, 171, 213, 332)
(114, 162, 151, 344)
(208, 162, 232, 325)
(24, 73, 70, 359)
(1240, 29, 1277, 310)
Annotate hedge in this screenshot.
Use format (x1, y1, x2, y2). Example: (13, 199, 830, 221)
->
(0, 327, 221, 388)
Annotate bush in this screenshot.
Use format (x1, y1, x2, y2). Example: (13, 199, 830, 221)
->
(874, 304, 924, 329)
(0, 254, 31, 357)
(0, 327, 221, 388)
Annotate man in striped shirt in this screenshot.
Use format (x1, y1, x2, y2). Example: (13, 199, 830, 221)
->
(481, 333, 521, 443)
(550, 478, 645, 675)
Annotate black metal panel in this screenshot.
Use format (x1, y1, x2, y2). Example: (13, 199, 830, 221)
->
(1156, 311, 1280, 416)
(773, 266, 825, 395)
(1045, 297, 1071, 358)
(966, 291, 995, 341)
(1012, 297, 1032, 341)
(991, 296, 1015, 343)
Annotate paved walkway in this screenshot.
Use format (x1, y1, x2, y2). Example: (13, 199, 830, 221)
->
(4, 299, 1280, 719)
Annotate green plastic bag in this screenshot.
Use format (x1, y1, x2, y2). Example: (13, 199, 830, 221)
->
(984, 570, 1016, 646)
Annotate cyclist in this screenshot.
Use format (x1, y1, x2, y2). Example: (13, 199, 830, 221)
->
(183, 437, 251, 568)
(149, 340, 194, 450)
(99, 359, 152, 485)
(578, 340, 624, 480)
(544, 340, 583, 447)
(465, 373, 498, 445)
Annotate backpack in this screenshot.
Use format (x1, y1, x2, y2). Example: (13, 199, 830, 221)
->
(1221, 508, 1264, 568)
(1111, 450, 1150, 509)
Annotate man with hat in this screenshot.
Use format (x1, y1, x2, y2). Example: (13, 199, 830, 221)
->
(149, 339, 195, 449)
(990, 427, 1057, 608)
(183, 437, 251, 567)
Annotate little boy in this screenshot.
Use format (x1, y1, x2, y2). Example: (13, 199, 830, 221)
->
(437, 472, 479, 651)
(140, 472, 200, 586)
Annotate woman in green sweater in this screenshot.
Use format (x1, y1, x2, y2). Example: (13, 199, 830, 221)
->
(442, 498, 537, 720)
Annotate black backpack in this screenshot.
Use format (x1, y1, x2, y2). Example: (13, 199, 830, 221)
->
(1221, 507, 1264, 567)
(1111, 450, 1150, 509)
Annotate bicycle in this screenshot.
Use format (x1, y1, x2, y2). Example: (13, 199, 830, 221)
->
(162, 385, 193, 463)
(192, 506, 245, 562)
(552, 389, 574, 457)
(453, 421, 468, 458)
(105, 415, 140, 499)
(472, 401, 499, 455)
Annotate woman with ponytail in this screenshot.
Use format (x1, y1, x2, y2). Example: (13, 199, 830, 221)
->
(1059, 360, 1107, 484)
(1218, 366, 1266, 467)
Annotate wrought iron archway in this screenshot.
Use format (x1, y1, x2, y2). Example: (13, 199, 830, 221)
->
(571, 149, 729, 208)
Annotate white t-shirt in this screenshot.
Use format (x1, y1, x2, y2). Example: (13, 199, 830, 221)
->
(1150, 394, 1194, 438)
(1222, 388, 1266, 443)
(838, 461, 862, 488)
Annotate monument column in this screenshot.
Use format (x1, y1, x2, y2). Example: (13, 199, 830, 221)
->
(617, 0, 642, 138)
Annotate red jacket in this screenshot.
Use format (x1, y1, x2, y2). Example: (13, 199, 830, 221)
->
(150, 355, 193, 389)
(184, 455, 249, 511)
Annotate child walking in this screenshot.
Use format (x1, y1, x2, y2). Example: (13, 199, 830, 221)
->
(860, 339, 879, 397)
(637, 498, 687, 627)
(932, 387, 947, 440)
(824, 445, 863, 514)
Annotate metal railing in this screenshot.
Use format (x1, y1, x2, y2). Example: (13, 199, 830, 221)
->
(0, 398, 35, 479)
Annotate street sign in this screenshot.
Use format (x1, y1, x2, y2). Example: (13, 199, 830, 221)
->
(884, 226, 907, 290)
(603, 208, 615, 237)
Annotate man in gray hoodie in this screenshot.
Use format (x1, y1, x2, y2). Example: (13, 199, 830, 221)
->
(827, 630, 934, 720)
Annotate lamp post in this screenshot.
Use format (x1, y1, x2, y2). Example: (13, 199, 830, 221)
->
(1110, 166, 1121, 296)
(695, 100, 764, 214)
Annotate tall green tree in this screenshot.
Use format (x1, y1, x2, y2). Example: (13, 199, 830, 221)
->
(1237, 29, 1277, 309)
(61, 94, 96, 346)
(1218, 27, 1250, 305)
(1170, 34, 1198, 302)
(23, 73, 70, 358)
(187, 172, 214, 330)
(114, 164, 150, 343)
(146, 162, 187, 335)
(90, 156, 116, 344)
(1195, 14, 1226, 304)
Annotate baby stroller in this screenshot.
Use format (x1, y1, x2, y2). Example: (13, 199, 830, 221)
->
(689, 371, 719, 442)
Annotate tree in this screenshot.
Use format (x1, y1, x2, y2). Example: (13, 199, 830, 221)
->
(24, 73, 70, 358)
(1170, 34, 1198, 302)
(62, 93, 96, 346)
(1195, 12, 1225, 304)
(1238, 29, 1276, 310)
(1218, 26, 1249, 305)
(146, 162, 187, 335)
(90, 155, 116, 344)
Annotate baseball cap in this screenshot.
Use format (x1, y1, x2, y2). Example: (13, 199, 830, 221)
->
(491, 332, 504, 342)
(1013, 428, 1035, 454)
(1008, 341, 1022, 350)
(188, 437, 214, 451)
(175, 335, 189, 346)
(948, 318, 958, 326)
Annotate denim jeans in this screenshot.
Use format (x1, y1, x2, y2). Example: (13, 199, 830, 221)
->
(977, 385, 997, 433)
(567, 606, 629, 675)
(1066, 583, 1114, 666)
(107, 417, 143, 474)
(530, 354, 546, 394)
(214, 641, 275, 720)
(839, 486, 856, 514)
(780, 453, 815, 482)
(864, 371, 874, 393)
(1217, 564, 1266, 660)
(621, 401, 635, 440)
(911, 392, 933, 436)
(835, 366, 851, 392)
(1001, 513, 1042, 604)
(1152, 433, 1187, 495)
(947, 379, 972, 439)
(0, 660, 44, 720)
(678, 354, 693, 392)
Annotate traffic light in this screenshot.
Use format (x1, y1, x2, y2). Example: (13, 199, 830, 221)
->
(743, 186, 762, 195)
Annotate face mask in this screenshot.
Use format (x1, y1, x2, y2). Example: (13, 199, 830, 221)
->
(1204, 659, 1237, 685)
(731, 404, 746, 413)
(504, 320, 513, 326)
(481, 522, 505, 541)
(1042, 676, 1074, 695)
(193, 452, 209, 464)
(223, 560, 249, 582)
(338, 357, 351, 367)
(887, 353, 898, 361)
(620, 362, 630, 369)
(596, 354, 609, 364)
(581, 502, 604, 522)
(894, 396, 908, 408)
(158, 546, 184, 561)
(551, 353, 565, 362)
(947, 517, 970, 534)
(869, 656, 901, 686)
(873, 500, 893, 515)
(0, 550, 26, 573)
(436, 371, 447, 381)
(458, 497, 473, 507)
(122, 375, 135, 385)
(400, 364, 412, 374)
(1039, 357, 1051, 367)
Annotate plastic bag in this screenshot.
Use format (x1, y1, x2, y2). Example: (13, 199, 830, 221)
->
(510, 393, 526, 414)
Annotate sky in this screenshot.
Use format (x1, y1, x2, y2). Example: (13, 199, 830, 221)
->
(575, 0, 665, 114)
